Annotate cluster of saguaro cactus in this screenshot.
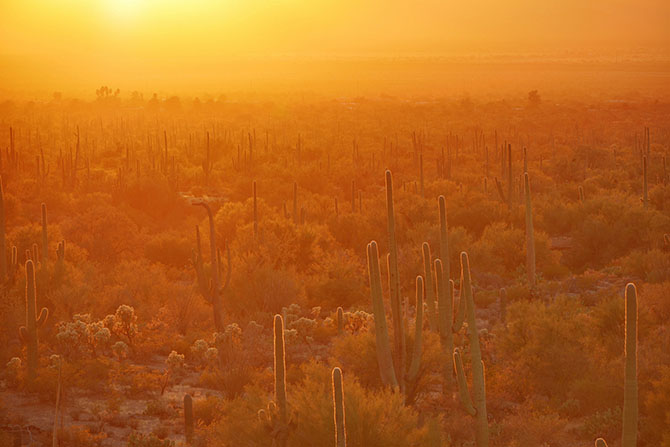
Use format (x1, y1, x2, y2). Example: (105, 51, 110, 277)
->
(453, 252, 489, 447)
(192, 201, 231, 332)
(19, 260, 49, 382)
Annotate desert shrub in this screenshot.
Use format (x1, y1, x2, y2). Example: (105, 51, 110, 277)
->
(144, 231, 192, 267)
(58, 425, 107, 447)
(144, 398, 178, 419)
(205, 362, 438, 447)
(615, 248, 670, 283)
(127, 432, 175, 447)
(494, 298, 598, 407)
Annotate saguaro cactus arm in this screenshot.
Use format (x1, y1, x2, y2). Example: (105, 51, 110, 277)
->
(407, 276, 424, 383)
(454, 349, 476, 416)
(366, 241, 398, 388)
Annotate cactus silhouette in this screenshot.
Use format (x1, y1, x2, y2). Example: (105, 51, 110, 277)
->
(0, 176, 6, 282)
(453, 252, 489, 447)
(332, 367, 346, 447)
(192, 201, 231, 332)
(19, 260, 49, 382)
(524, 172, 536, 287)
(184, 394, 194, 443)
(622, 283, 638, 447)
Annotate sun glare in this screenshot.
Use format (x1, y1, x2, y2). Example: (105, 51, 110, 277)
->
(106, 0, 143, 22)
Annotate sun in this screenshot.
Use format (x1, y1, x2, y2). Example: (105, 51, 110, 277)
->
(106, 0, 143, 22)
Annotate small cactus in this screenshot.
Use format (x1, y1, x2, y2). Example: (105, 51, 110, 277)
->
(19, 260, 49, 382)
(332, 367, 346, 447)
(524, 173, 536, 287)
(622, 283, 638, 447)
(336, 307, 344, 335)
(595, 438, 608, 447)
(184, 394, 194, 443)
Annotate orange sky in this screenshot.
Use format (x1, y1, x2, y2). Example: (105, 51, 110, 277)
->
(1, 0, 669, 96)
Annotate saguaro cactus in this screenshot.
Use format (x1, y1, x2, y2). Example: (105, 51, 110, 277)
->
(622, 283, 638, 447)
(332, 367, 346, 447)
(438, 195, 450, 281)
(184, 394, 194, 443)
(253, 181, 258, 239)
(0, 176, 6, 282)
(336, 307, 344, 335)
(435, 259, 454, 389)
(19, 260, 49, 382)
(192, 202, 230, 332)
(524, 173, 536, 287)
(41, 203, 48, 265)
(596, 438, 609, 447)
(366, 241, 398, 388)
(385, 170, 405, 391)
(423, 242, 438, 331)
(274, 314, 289, 446)
(642, 156, 648, 208)
(453, 252, 489, 447)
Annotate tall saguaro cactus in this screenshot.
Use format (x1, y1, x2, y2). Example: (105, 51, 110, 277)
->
(523, 173, 536, 287)
(19, 260, 49, 382)
(385, 170, 405, 391)
(332, 367, 346, 447)
(438, 195, 450, 281)
(622, 283, 638, 447)
(642, 156, 648, 208)
(0, 176, 6, 282)
(453, 252, 489, 447)
(192, 202, 230, 332)
(274, 314, 289, 447)
(435, 259, 455, 389)
(366, 241, 398, 388)
(41, 203, 48, 265)
(422, 242, 438, 331)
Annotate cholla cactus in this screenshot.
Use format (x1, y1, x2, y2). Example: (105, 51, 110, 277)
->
(5, 357, 21, 386)
(112, 341, 129, 360)
(113, 304, 138, 346)
(166, 350, 185, 373)
(191, 339, 209, 357)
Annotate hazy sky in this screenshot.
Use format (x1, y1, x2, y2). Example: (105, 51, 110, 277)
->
(1, 0, 669, 95)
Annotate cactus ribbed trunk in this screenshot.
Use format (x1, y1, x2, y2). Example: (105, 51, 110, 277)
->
(642, 156, 648, 208)
(20, 260, 48, 383)
(194, 202, 224, 332)
(332, 367, 346, 447)
(436, 259, 454, 389)
(455, 252, 489, 447)
(422, 243, 438, 331)
(523, 173, 536, 287)
(41, 203, 48, 266)
(438, 196, 450, 281)
(253, 181, 258, 239)
(184, 394, 194, 443)
(407, 276, 424, 383)
(622, 283, 638, 447)
(385, 170, 405, 392)
(366, 241, 398, 388)
(0, 176, 6, 282)
(274, 314, 289, 447)
(337, 307, 344, 335)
